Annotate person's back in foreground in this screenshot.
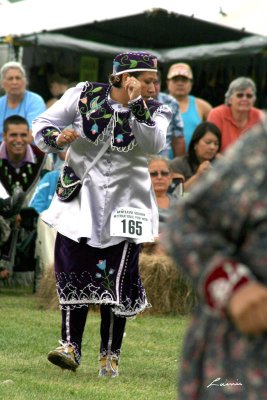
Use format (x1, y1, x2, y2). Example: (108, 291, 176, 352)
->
(163, 114, 267, 399)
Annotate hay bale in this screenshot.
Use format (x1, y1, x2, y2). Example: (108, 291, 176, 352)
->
(35, 267, 99, 313)
(139, 253, 196, 315)
(35, 267, 58, 309)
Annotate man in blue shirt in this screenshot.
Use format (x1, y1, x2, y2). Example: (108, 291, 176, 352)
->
(166, 63, 212, 151)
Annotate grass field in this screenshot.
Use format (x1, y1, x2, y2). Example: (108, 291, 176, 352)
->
(0, 288, 189, 400)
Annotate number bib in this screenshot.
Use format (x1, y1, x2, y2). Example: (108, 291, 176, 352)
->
(110, 207, 153, 241)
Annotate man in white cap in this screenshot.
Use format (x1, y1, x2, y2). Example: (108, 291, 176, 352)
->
(167, 63, 212, 150)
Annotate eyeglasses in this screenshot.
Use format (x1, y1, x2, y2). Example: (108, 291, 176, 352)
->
(235, 92, 254, 99)
(150, 170, 170, 177)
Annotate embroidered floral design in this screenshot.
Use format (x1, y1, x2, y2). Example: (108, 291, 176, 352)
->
(41, 127, 63, 149)
(55, 239, 150, 318)
(43, 128, 59, 138)
(130, 98, 155, 125)
(115, 134, 124, 143)
(80, 86, 111, 119)
(78, 82, 161, 150)
(112, 52, 157, 75)
(91, 122, 98, 135)
(56, 166, 81, 201)
(95, 259, 115, 294)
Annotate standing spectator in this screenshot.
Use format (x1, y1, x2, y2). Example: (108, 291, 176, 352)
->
(163, 115, 267, 399)
(154, 71, 185, 158)
(0, 61, 46, 142)
(167, 62, 212, 151)
(208, 76, 263, 152)
(32, 51, 171, 377)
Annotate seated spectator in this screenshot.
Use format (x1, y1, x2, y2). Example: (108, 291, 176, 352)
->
(208, 76, 263, 152)
(0, 115, 49, 201)
(0, 115, 49, 285)
(143, 155, 181, 255)
(0, 61, 46, 142)
(139, 157, 194, 315)
(149, 155, 180, 225)
(0, 115, 49, 204)
(166, 62, 212, 151)
(154, 71, 185, 158)
(170, 122, 222, 192)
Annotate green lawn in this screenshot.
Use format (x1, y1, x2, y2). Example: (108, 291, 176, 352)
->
(0, 288, 189, 400)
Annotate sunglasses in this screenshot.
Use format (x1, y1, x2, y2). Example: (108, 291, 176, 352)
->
(171, 76, 192, 83)
(235, 92, 254, 99)
(150, 170, 170, 177)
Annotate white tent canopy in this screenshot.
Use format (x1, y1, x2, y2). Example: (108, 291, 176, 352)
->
(0, 0, 265, 38)
(1, 0, 214, 38)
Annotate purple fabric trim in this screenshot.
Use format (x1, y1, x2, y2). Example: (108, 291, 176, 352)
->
(129, 97, 155, 126)
(41, 126, 63, 149)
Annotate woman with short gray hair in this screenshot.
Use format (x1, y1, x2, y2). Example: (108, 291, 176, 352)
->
(208, 76, 263, 152)
(0, 61, 27, 81)
(0, 61, 46, 141)
(224, 77, 256, 105)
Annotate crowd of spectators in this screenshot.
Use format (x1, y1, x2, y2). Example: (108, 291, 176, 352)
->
(0, 59, 263, 295)
(0, 55, 266, 398)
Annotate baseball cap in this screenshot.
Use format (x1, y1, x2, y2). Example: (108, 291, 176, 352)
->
(167, 63, 193, 80)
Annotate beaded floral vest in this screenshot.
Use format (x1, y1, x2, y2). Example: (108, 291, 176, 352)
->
(0, 145, 46, 195)
(78, 82, 162, 151)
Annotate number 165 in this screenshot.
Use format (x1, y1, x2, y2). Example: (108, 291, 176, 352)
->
(121, 219, 142, 236)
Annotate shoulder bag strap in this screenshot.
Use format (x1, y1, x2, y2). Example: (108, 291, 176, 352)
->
(80, 136, 112, 183)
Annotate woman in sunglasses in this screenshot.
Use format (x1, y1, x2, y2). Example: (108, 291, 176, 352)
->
(148, 156, 180, 227)
(144, 156, 181, 255)
(170, 122, 222, 193)
(207, 77, 263, 152)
